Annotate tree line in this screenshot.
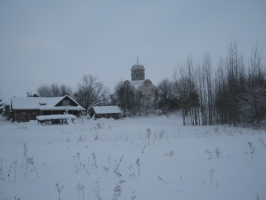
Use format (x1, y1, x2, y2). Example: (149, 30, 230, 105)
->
(34, 41, 265, 127)
(160, 41, 265, 127)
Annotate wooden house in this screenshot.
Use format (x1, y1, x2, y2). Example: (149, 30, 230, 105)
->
(11, 95, 85, 122)
(90, 106, 122, 119)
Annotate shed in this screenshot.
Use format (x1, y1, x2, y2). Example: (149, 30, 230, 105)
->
(90, 106, 121, 119)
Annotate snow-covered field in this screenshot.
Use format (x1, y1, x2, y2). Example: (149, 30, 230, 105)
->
(0, 114, 265, 200)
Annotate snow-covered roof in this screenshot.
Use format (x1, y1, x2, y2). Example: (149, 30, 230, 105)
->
(12, 96, 85, 110)
(93, 106, 121, 114)
(129, 80, 145, 89)
(132, 61, 144, 69)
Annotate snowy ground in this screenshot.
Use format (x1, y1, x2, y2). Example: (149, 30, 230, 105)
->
(0, 114, 265, 200)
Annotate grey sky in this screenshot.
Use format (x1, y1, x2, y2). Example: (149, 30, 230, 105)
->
(1, 0, 266, 104)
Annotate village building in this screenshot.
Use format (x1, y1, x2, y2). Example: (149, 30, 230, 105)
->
(11, 95, 85, 122)
(89, 106, 122, 119)
(121, 58, 158, 114)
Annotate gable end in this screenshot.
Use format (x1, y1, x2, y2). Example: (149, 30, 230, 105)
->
(55, 96, 78, 107)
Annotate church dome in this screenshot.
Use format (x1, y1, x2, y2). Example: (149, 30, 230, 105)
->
(132, 61, 144, 69)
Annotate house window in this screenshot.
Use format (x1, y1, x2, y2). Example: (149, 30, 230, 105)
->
(63, 100, 70, 106)
(20, 111, 27, 116)
(43, 111, 51, 115)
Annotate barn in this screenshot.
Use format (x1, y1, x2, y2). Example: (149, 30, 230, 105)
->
(90, 106, 122, 119)
(11, 95, 85, 122)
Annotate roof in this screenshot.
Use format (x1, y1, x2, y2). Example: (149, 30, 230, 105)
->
(132, 61, 144, 69)
(11, 95, 85, 110)
(129, 80, 145, 89)
(93, 106, 121, 114)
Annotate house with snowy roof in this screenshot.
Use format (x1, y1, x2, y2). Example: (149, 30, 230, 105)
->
(11, 95, 85, 122)
(89, 106, 122, 119)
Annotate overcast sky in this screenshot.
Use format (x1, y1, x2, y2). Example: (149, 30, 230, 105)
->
(0, 0, 266, 104)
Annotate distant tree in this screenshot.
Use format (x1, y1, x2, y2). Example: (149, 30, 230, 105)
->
(110, 80, 125, 106)
(157, 78, 179, 113)
(117, 80, 136, 117)
(168, 41, 266, 127)
(0, 95, 3, 115)
(50, 83, 60, 97)
(137, 80, 158, 115)
(73, 74, 109, 114)
(214, 58, 228, 124)
(173, 76, 188, 125)
(197, 53, 214, 125)
(238, 45, 266, 125)
(112, 80, 159, 117)
(211, 41, 266, 127)
(60, 84, 73, 96)
(173, 56, 200, 125)
(134, 90, 144, 116)
(225, 42, 243, 125)
(221, 41, 245, 126)
(36, 83, 72, 97)
(37, 84, 51, 97)
(238, 85, 266, 125)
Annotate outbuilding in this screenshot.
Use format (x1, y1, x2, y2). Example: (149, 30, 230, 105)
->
(90, 106, 121, 119)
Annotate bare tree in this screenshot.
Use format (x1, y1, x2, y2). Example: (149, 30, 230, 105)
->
(118, 80, 136, 117)
(73, 75, 109, 114)
(110, 80, 124, 106)
(157, 78, 178, 113)
(60, 84, 73, 96)
(112, 80, 140, 117)
(238, 45, 266, 125)
(248, 44, 265, 87)
(201, 53, 214, 125)
(36, 83, 72, 97)
(214, 58, 228, 124)
(0, 94, 4, 115)
(169, 41, 266, 127)
(173, 56, 199, 125)
(50, 83, 60, 97)
(173, 76, 190, 125)
(134, 90, 144, 116)
(37, 84, 52, 97)
(225, 41, 246, 126)
(238, 85, 266, 125)
(212, 41, 265, 126)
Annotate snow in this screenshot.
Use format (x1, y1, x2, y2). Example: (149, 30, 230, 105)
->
(0, 114, 266, 200)
(129, 80, 145, 89)
(93, 106, 122, 114)
(131, 61, 144, 69)
(36, 114, 77, 120)
(12, 96, 85, 110)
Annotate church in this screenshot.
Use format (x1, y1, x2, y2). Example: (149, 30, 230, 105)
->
(121, 58, 158, 115)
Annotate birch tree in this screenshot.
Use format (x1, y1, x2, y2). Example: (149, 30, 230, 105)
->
(173, 56, 199, 125)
